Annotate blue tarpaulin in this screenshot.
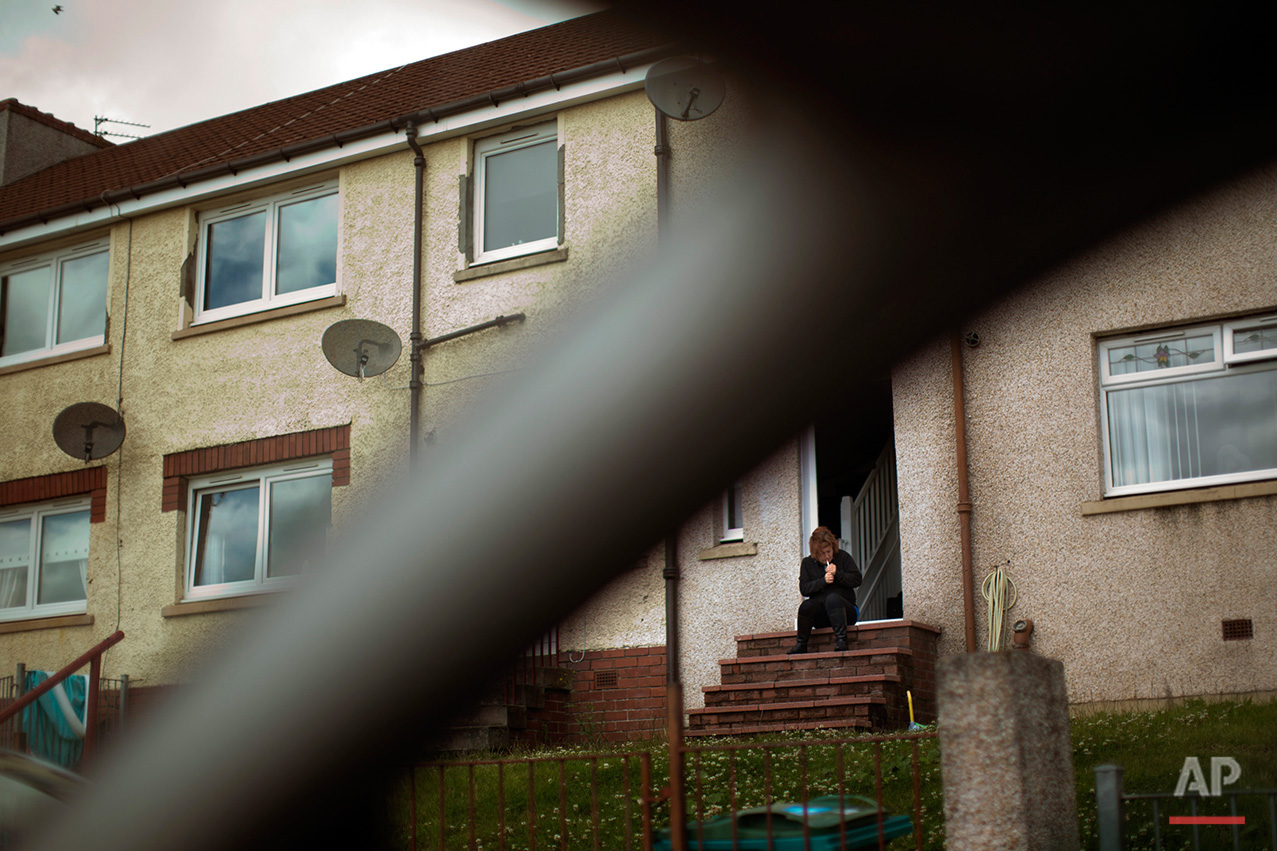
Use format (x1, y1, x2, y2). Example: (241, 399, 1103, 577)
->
(22, 671, 86, 769)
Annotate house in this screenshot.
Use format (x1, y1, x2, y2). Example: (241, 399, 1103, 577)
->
(892, 165, 1277, 711)
(1, 9, 1270, 756)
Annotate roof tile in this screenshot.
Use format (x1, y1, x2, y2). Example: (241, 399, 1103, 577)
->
(0, 11, 668, 232)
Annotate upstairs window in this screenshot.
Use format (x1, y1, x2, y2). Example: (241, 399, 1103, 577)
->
(0, 499, 90, 622)
(185, 460, 332, 600)
(0, 240, 109, 367)
(1099, 313, 1277, 496)
(195, 182, 338, 323)
(472, 123, 560, 265)
(721, 482, 744, 543)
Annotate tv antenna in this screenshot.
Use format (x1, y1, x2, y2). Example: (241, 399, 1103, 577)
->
(94, 116, 150, 140)
(53, 402, 126, 463)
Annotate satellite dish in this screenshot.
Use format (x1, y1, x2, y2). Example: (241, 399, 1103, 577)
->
(321, 319, 402, 380)
(644, 57, 725, 121)
(53, 402, 126, 463)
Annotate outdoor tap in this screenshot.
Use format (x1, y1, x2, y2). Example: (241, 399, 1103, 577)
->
(1011, 618, 1034, 650)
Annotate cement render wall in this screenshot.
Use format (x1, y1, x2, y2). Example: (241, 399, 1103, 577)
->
(0, 83, 805, 714)
(895, 163, 1277, 705)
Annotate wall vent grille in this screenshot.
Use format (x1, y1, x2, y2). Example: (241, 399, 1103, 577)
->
(1222, 619, 1254, 641)
(594, 670, 618, 689)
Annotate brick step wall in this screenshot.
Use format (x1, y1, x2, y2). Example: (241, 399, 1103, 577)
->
(718, 647, 914, 685)
(687, 621, 941, 738)
(687, 695, 887, 737)
(702, 672, 901, 708)
(735, 620, 940, 658)
(428, 665, 576, 753)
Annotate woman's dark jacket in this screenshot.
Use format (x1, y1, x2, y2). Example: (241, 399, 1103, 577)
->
(798, 549, 863, 608)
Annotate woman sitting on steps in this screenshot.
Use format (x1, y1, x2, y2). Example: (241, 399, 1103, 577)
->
(787, 526, 861, 654)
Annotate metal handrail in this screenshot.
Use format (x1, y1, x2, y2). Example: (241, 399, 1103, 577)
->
(0, 630, 124, 762)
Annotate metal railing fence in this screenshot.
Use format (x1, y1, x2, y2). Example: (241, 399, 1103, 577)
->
(396, 732, 940, 851)
(397, 750, 654, 851)
(0, 637, 128, 769)
(682, 732, 940, 851)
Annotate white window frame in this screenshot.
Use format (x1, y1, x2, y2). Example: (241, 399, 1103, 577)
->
(472, 122, 560, 265)
(1223, 313, 1277, 364)
(0, 239, 109, 368)
(1098, 313, 1277, 496)
(184, 460, 332, 600)
(720, 482, 744, 543)
(193, 181, 339, 325)
(0, 498, 91, 622)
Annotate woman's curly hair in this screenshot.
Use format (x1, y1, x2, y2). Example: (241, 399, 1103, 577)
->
(809, 526, 839, 558)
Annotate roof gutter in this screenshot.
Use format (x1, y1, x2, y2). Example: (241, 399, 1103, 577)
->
(0, 45, 677, 236)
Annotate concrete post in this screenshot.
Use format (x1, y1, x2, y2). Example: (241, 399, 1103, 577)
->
(937, 652, 1080, 850)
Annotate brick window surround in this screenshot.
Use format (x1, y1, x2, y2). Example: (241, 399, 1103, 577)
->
(162, 425, 350, 512)
(0, 467, 108, 522)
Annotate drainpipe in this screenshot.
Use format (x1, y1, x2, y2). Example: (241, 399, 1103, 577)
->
(663, 531, 685, 846)
(655, 108, 686, 850)
(951, 333, 978, 652)
(656, 111, 672, 243)
(405, 124, 425, 474)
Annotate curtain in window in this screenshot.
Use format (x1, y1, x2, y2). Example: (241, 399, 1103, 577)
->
(1108, 368, 1277, 487)
(0, 568, 25, 609)
(0, 519, 31, 609)
(38, 511, 88, 605)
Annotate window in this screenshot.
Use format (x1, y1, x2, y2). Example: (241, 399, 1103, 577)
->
(1099, 312, 1277, 496)
(721, 482, 744, 542)
(185, 460, 332, 599)
(472, 123, 560, 264)
(0, 499, 90, 621)
(0, 240, 109, 366)
(195, 182, 338, 323)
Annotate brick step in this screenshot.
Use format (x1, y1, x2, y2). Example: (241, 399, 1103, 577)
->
(703, 673, 901, 708)
(428, 725, 511, 752)
(719, 647, 915, 686)
(686, 715, 876, 738)
(687, 695, 887, 736)
(735, 621, 941, 658)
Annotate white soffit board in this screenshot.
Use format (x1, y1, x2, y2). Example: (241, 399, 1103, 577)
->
(0, 67, 650, 252)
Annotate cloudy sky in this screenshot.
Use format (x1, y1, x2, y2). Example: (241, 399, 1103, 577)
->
(1, 0, 601, 138)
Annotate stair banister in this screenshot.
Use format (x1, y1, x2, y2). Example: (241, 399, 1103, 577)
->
(0, 629, 125, 761)
(841, 441, 898, 618)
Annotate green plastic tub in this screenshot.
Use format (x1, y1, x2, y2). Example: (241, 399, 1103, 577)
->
(653, 794, 914, 850)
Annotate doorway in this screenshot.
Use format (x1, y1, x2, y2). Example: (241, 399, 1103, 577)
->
(800, 378, 902, 622)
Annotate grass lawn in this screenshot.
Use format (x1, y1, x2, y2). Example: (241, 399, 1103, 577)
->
(1071, 698, 1277, 850)
(390, 696, 1276, 850)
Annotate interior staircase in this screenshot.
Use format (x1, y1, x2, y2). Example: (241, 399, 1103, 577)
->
(686, 621, 940, 738)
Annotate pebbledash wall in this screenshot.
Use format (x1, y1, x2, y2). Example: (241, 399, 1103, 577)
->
(894, 161, 1277, 711)
(0, 87, 665, 690)
(0, 65, 806, 734)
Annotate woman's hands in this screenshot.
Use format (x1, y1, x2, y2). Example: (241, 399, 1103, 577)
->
(824, 562, 836, 584)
